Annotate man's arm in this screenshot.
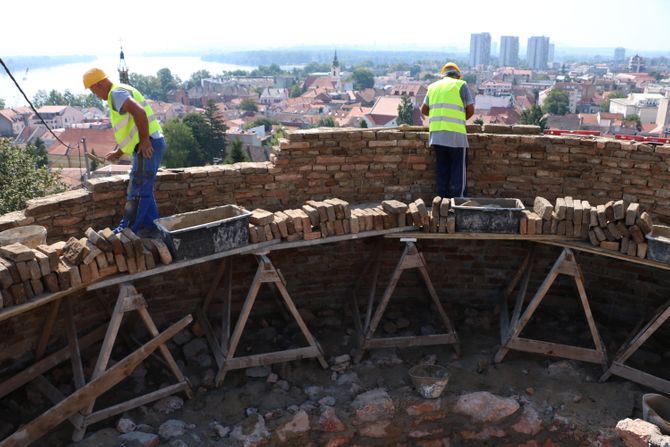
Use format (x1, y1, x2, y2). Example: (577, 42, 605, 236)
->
(121, 98, 153, 158)
(421, 104, 429, 116)
(465, 104, 474, 120)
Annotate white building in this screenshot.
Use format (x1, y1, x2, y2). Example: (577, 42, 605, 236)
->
(499, 36, 519, 67)
(610, 93, 664, 123)
(527, 36, 550, 70)
(614, 47, 626, 62)
(259, 88, 288, 105)
(470, 33, 491, 68)
(31, 106, 85, 129)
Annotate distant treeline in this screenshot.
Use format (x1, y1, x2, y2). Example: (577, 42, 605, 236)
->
(203, 50, 463, 67)
(2, 55, 96, 72)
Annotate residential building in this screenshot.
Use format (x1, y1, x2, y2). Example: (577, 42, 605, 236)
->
(653, 94, 670, 136)
(609, 93, 663, 123)
(470, 33, 491, 67)
(0, 108, 26, 137)
(527, 36, 550, 70)
(548, 44, 555, 65)
(259, 88, 289, 105)
(479, 81, 512, 97)
(363, 96, 405, 127)
(499, 36, 519, 67)
(614, 47, 626, 62)
(388, 83, 427, 106)
(31, 105, 85, 129)
(47, 128, 118, 168)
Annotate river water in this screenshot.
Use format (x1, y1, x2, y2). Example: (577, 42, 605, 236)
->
(0, 56, 255, 107)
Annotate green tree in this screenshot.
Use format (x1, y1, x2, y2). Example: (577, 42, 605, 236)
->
(27, 138, 48, 168)
(518, 105, 548, 131)
(129, 73, 162, 100)
(89, 149, 99, 172)
(267, 127, 286, 147)
(181, 113, 211, 166)
(251, 64, 285, 76)
(240, 97, 258, 113)
(359, 120, 368, 128)
(157, 68, 179, 99)
(289, 83, 303, 98)
(625, 114, 642, 131)
(542, 89, 570, 115)
(351, 68, 375, 90)
(204, 100, 227, 161)
(601, 90, 627, 112)
(32, 90, 48, 108)
(0, 138, 65, 214)
(396, 95, 414, 126)
(0, 98, 5, 109)
(301, 62, 331, 76)
(162, 119, 203, 168)
(316, 116, 337, 127)
(225, 139, 250, 164)
(245, 118, 275, 133)
(184, 69, 212, 90)
(474, 118, 484, 125)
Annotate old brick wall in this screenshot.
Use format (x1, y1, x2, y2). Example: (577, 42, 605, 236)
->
(1, 125, 670, 371)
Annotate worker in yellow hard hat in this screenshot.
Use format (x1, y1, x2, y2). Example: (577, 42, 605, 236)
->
(83, 67, 166, 237)
(421, 62, 474, 198)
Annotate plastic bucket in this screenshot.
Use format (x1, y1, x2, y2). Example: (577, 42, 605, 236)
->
(0, 225, 47, 248)
(408, 364, 449, 399)
(642, 393, 670, 435)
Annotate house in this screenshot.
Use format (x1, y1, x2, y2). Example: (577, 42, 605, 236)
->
(0, 109, 25, 137)
(47, 128, 118, 168)
(609, 93, 664, 123)
(475, 95, 513, 111)
(364, 96, 404, 127)
(546, 114, 581, 130)
(259, 88, 288, 105)
(31, 105, 85, 129)
(389, 83, 427, 106)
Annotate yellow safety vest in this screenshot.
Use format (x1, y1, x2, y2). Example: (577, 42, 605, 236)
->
(107, 83, 162, 155)
(427, 77, 467, 135)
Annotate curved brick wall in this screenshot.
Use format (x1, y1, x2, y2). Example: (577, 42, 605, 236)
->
(1, 125, 669, 372)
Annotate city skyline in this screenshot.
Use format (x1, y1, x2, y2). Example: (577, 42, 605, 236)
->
(1, 0, 669, 57)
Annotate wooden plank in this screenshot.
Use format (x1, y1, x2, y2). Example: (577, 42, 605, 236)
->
(86, 381, 189, 426)
(365, 334, 458, 349)
(270, 227, 416, 251)
(0, 285, 87, 324)
(0, 315, 192, 447)
(607, 362, 670, 395)
(224, 346, 319, 370)
(507, 338, 606, 364)
(384, 232, 579, 240)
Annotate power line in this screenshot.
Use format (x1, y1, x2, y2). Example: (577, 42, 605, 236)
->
(0, 57, 78, 150)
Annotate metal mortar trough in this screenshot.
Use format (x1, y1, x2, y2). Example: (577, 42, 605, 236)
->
(643, 393, 670, 435)
(451, 197, 524, 234)
(646, 225, 670, 264)
(408, 364, 449, 399)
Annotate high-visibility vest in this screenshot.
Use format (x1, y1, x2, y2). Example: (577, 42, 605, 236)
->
(427, 77, 467, 135)
(107, 83, 162, 155)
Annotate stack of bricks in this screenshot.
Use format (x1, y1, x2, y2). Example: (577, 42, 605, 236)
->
(248, 198, 418, 244)
(0, 227, 173, 310)
(427, 196, 455, 233)
(521, 196, 592, 237)
(586, 201, 653, 259)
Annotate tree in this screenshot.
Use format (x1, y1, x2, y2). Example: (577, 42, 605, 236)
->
(184, 70, 212, 90)
(27, 138, 48, 168)
(245, 118, 275, 133)
(518, 105, 548, 131)
(316, 116, 337, 127)
(359, 120, 368, 128)
(625, 114, 642, 131)
(89, 149, 99, 172)
(204, 100, 227, 161)
(473, 118, 484, 125)
(162, 119, 203, 168)
(225, 139, 250, 164)
(542, 89, 570, 115)
(289, 84, 303, 98)
(0, 138, 65, 214)
(157, 68, 179, 99)
(397, 95, 414, 126)
(32, 90, 48, 108)
(181, 113, 211, 166)
(129, 73, 163, 100)
(601, 90, 627, 112)
(250, 64, 284, 76)
(240, 97, 258, 113)
(351, 68, 375, 90)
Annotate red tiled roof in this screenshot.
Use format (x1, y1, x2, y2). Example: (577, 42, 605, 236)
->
(47, 128, 117, 157)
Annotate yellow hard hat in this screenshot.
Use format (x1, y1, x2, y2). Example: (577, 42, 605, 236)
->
(83, 68, 108, 89)
(440, 62, 461, 76)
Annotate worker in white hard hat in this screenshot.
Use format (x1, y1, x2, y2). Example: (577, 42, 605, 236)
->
(421, 62, 475, 198)
(83, 68, 166, 237)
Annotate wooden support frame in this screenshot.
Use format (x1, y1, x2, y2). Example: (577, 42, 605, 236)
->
(197, 251, 328, 387)
(600, 300, 670, 394)
(354, 239, 459, 363)
(71, 283, 193, 442)
(495, 248, 608, 370)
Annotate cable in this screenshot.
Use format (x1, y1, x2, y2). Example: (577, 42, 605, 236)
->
(0, 57, 78, 150)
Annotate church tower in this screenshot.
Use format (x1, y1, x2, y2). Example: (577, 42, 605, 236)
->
(118, 43, 129, 84)
(331, 50, 340, 78)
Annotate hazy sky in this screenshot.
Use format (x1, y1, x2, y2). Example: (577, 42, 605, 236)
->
(2, 0, 669, 56)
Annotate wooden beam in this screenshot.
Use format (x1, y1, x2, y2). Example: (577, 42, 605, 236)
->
(507, 338, 606, 364)
(364, 334, 458, 349)
(0, 315, 192, 447)
(0, 285, 87, 324)
(385, 232, 580, 241)
(223, 346, 319, 370)
(607, 362, 670, 395)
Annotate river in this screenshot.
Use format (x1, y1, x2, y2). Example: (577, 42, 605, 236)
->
(0, 56, 256, 107)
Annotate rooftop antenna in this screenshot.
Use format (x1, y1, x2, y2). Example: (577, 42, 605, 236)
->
(118, 39, 129, 84)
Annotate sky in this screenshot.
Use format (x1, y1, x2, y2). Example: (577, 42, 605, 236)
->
(1, 0, 669, 56)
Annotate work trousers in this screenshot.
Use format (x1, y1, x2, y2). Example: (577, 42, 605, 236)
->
(114, 137, 166, 234)
(433, 145, 467, 198)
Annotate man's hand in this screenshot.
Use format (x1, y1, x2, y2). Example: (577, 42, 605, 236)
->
(137, 138, 153, 159)
(105, 148, 123, 163)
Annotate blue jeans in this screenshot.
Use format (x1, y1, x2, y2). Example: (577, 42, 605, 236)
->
(434, 145, 467, 198)
(114, 137, 166, 234)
